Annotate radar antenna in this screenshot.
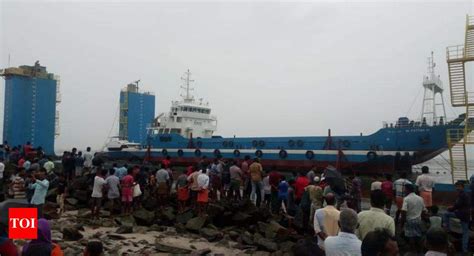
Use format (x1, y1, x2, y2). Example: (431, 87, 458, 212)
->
(181, 69, 194, 102)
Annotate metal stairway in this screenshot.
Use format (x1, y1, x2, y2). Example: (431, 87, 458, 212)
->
(446, 14, 474, 183)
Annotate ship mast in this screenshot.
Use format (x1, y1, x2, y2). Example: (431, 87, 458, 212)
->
(420, 51, 447, 125)
(181, 69, 194, 102)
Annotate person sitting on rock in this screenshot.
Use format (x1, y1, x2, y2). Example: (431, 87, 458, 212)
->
(22, 218, 64, 256)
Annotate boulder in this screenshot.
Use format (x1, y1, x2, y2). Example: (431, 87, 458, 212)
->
(133, 208, 155, 226)
(185, 216, 207, 232)
(108, 234, 128, 240)
(155, 241, 192, 254)
(71, 176, 89, 190)
(254, 237, 278, 252)
(200, 228, 223, 242)
(176, 210, 194, 224)
(264, 221, 288, 240)
(241, 231, 254, 245)
(65, 198, 78, 206)
(206, 203, 225, 217)
(232, 212, 251, 223)
(115, 215, 135, 226)
(115, 225, 133, 234)
(156, 207, 175, 222)
(142, 197, 158, 210)
(279, 241, 296, 253)
(73, 190, 89, 202)
(190, 248, 212, 256)
(62, 227, 84, 241)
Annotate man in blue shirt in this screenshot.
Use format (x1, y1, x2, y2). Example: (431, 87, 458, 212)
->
(29, 168, 50, 218)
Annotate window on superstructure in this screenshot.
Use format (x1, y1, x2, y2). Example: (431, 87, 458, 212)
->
(164, 128, 170, 134)
(158, 129, 164, 134)
(177, 117, 182, 123)
(170, 128, 181, 134)
(183, 107, 188, 111)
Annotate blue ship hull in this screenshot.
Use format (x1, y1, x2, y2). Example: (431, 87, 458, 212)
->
(101, 115, 470, 173)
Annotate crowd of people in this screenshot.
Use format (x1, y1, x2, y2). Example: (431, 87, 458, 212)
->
(0, 141, 473, 255)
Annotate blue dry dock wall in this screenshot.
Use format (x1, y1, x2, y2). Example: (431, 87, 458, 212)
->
(126, 92, 155, 144)
(3, 76, 56, 154)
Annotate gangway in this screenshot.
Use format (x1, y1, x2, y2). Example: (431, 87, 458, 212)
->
(446, 15, 474, 183)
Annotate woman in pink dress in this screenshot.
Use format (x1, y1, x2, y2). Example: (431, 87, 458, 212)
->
(121, 168, 134, 214)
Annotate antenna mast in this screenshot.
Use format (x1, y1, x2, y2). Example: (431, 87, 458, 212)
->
(420, 51, 447, 125)
(181, 69, 194, 102)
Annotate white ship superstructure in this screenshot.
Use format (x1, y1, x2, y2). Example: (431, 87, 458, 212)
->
(150, 70, 217, 139)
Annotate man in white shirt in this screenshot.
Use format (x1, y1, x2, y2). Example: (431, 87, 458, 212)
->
(401, 183, 426, 254)
(314, 193, 340, 249)
(325, 208, 362, 256)
(393, 172, 412, 225)
(83, 147, 93, 170)
(91, 169, 107, 219)
(197, 169, 210, 216)
(370, 175, 382, 191)
(416, 166, 435, 211)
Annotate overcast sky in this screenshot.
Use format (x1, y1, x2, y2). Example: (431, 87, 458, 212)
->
(1, 1, 473, 153)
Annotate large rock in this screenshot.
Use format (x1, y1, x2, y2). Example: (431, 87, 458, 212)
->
(73, 190, 89, 202)
(200, 228, 223, 242)
(156, 207, 175, 222)
(264, 221, 288, 240)
(232, 212, 251, 223)
(115, 225, 133, 234)
(176, 210, 194, 224)
(71, 176, 90, 190)
(65, 198, 78, 206)
(115, 215, 136, 226)
(254, 234, 278, 252)
(133, 208, 155, 226)
(155, 241, 192, 254)
(241, 231, 254, 245)
(206, 203, 225, 217)
(62, 227, 84, 241)
(185, 216, 207, 232)
(142, 197, 158, 211)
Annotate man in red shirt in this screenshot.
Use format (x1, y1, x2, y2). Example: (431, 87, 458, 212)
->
(162, 156, 171, 169)
(294, 171, 310, 204)
(268, 166, 282, 213)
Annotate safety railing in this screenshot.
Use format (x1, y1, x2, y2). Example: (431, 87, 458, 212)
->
(447, 45, 465, 61)
(467, 15, 474, 27)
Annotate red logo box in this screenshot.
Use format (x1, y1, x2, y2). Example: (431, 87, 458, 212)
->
(8, 208, 38, 239)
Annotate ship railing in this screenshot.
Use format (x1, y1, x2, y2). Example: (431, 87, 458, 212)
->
(447, 129, 473, 144)
(446, 45, 465, 61)
(382, 116, 457, 129)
